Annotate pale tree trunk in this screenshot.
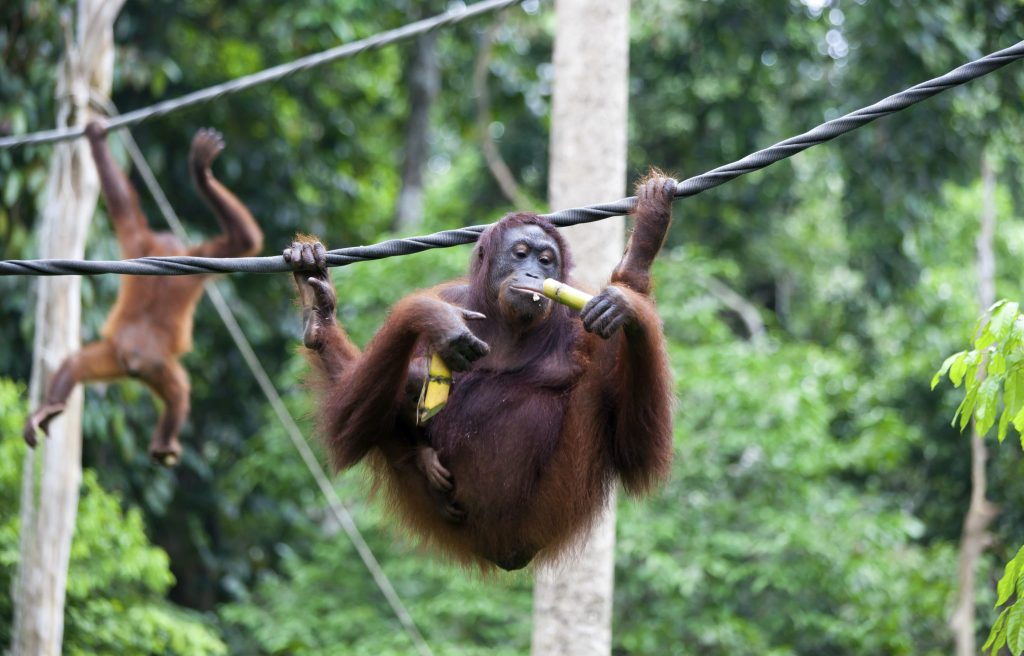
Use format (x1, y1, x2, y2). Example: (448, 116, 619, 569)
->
(949, 149, 999, 655)
(702, 277, 766, 342)
(531, 0, 629, 654)
(13, 1, 122, 654)
(393, 30, 440, 231)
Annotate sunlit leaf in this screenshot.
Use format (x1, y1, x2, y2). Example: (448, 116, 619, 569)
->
(989, 299, 1010, 314)
(1009, 317, 1024, 354)
(986, 607, 1011, 653)
(990, 302, 1020, 344)
(1013, 403, 1024, 435)
(1000, 409, 1012, 443)
(964, 351, 982, 392)
(1008, 370, 1024, 420)
(950, 352, 971, 387)
(996, 546, 1024, 607)
(977, 378, 1001, 436)
(934, 351, 966, 389)
(991, 351, 1008, 376)
(959, 386, 979, 432)
(1007, 370, 1024, 443)
(1008, 599, 1024, 655)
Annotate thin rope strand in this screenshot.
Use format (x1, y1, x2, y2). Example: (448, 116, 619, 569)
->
(119, 127, 434, 656)
(0, 0, 521, 150)
(3, 39, 1022, 276)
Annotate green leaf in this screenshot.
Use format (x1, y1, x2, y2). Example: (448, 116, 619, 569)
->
(991, 351, 1008, 377)
(991, 302, 1020, 344)
(950, 352, 971, 387)
(989, 299, 1011, 314)
(978, 300, 1015, 351)
(1008, 598, 1024, 655)
(964, 351, 982, 392)
(1000, 409, 1012, 443)
(1007, 370, 1024, 443)
(958, 385, 979, 432)
(934, 351, 965, 389)
(1008, 370, 1024, 420)
(996, 628, 1010, 656)
(986, 607, 1011, 653)
(1009, 317, 1024, 354)
(996, 546, 1024, 607)
(977, 377, 1001, 436)
(1013, 403, 1024, 436)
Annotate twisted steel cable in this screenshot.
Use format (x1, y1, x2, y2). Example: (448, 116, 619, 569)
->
(3, 39, 1023, 277)
(0, 0, 521, 150)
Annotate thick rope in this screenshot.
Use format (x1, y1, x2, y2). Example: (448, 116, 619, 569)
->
(118, 125, 434, 656)
(3, 39, 1023, 276)
(0, 0, 521, 150)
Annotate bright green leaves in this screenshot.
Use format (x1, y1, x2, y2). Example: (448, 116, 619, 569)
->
(999, 367, 1024, 444)
(985, 608, 1009, 655)
(980, 301, 1020, 350)
(995, 546, 1024, 608)
(935, 300, 1024, 443)
(933, 350, 965, 389)
(936, 301, 1024, 654)
(986, 546, 1024, 655)
(974, 377, 1000, 436)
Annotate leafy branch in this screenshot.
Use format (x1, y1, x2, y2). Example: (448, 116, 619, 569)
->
(934, 300, 1024, 443)
(935, 299, 1024, 654)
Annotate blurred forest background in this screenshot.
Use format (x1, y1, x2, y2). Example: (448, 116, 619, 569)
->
(2, 0, 1024, 654)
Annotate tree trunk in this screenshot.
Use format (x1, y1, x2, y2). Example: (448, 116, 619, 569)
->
(473, 16, 528, 207)
(393, 29, 440, 231)
(12, 2, 122, 654)
(531, 0, 629, 654)
(703, 276, 766, 342)
(949, 149, 999, 656)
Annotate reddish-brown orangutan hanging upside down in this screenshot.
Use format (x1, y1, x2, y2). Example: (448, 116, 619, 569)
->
(23, 120, 263, 466)
(286, 174, 676, 570)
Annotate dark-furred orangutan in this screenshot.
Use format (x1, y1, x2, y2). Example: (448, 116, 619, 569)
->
(286, 174, 676, 571)
(23, 120, 263, 466)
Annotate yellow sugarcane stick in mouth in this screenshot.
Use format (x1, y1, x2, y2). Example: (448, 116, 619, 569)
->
(540, 278, 593, 311)
(415, 278, 593, 424)
(508, 278, 594, 310)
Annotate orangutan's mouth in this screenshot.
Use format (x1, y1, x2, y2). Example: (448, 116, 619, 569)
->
(509, 285, 546, 302)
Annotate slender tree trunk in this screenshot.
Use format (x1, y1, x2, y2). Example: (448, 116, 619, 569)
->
(393, 30, 440, 231)
(949, 149, 999, 656)
(531, 0, 629, 653)
(473, 15, 528, 207)
(13, 2, 122, 654)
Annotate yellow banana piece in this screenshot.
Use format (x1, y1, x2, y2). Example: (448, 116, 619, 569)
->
(417, 352, 453, 425)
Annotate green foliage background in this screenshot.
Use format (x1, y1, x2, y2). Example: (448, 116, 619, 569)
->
(2, 0, 1024, 653)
